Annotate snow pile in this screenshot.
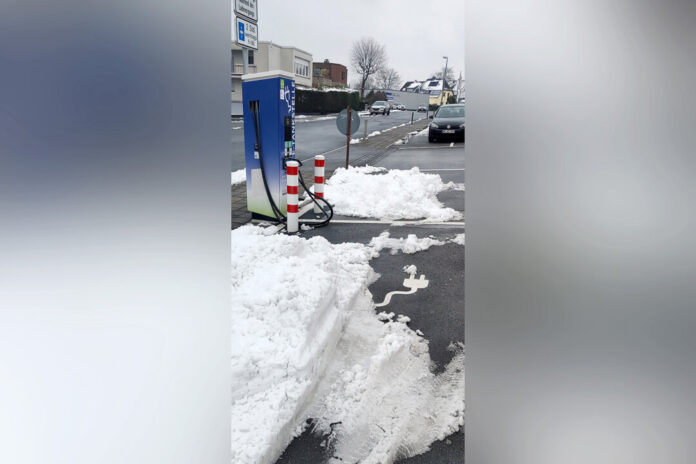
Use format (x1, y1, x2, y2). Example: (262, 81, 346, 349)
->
(368, 130, 382, 137)
(352, 165, 386, 174)
(370, 231, 445, 255)
(306, 309, 465, 463)
(296, 115, 336, 123)
(231, 225, 377, 464)
(403, 264, 417, 274)
(450, 233, 466, 246)
(231, 169, 246, 185)
(231, 225, 465, 463)
(350, 138, 361, 144)
(323, 166, 463, 221)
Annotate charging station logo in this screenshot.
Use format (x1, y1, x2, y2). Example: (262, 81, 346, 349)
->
(280, 79, 292, 112)
(238, 22, 245, 41)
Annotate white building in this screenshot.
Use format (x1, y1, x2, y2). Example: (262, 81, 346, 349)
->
(231, 41, 313, 115)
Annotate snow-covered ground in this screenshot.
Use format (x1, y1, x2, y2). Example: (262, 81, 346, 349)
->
(231, 169, 246, 185)
(320, 166, 463, 221)
(295, 114, 337, 123)
(231, 225, 465, 464)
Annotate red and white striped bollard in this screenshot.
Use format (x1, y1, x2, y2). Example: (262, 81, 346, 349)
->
(314, 155, 325, 214)
(286, 160, 299, 233)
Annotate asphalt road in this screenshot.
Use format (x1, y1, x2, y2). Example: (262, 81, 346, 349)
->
(276, 130, 465, 463)
(231, 110, 427, 170)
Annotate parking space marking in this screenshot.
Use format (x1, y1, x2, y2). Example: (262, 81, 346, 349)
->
(327, 219, 465, 226)
(374, 271, 429, 308)
(397, 145, 460, 150)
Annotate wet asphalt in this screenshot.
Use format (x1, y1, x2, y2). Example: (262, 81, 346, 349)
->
(231, 110, 427, 171)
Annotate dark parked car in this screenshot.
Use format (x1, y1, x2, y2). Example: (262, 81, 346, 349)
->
(428, 104, 465, 143)
(370, 100, 390, 115)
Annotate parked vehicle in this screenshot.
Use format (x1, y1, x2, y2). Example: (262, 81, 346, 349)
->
(370, 100, 390, 115)
(428, 103, 465, 143)
(392, 102, 405, 110)
(417, 104, 427, 112)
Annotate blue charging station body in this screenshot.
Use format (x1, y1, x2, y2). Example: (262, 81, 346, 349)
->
(242, 71, 296, 220)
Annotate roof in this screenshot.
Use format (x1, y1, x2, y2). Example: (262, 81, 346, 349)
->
(259, 41, 312, 57)
(421, 78, 453, 91)
(401, 80, 424, 91)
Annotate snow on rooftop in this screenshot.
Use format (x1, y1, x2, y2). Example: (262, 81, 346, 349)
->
(321, 166, 463, 221)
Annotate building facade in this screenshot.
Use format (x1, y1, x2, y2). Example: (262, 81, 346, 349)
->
(231, 41, 313, 115)
(312, 60, 347, 88)
(400, 78, 455, 107)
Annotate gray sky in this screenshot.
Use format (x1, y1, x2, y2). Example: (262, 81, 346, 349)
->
(234, 0, 464, 87)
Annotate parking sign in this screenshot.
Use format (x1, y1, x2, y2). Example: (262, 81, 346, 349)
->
(235, 16, 258, 50)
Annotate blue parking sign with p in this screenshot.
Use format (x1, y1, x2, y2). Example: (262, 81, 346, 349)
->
(238, 22, 245, 41)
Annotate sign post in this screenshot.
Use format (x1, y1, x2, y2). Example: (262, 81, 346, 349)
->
(336, 107, 361, 169)
(235, 0, 258, 60)
(345, 107, 352, 168)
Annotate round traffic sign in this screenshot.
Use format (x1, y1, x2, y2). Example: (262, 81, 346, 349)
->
(336, 109, 361, 136)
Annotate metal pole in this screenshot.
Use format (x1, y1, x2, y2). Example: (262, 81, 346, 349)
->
(345, 106, 352, 169)
(363, 118, 368, 141)
(442, 56, 448, 105)
(411, 112, 414, 124)
(242, 48, 248, 74)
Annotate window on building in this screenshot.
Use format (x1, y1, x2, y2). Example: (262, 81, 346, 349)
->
(248, 50, 254, 65)
(294, 57, 310, 78)
(231, 78, 235, 92)
(342, 70, 346, 80)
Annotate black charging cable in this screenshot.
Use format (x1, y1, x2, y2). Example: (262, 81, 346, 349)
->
(294, 159, 334, 229)
(251, 101, 285, 223)
(250, 101, 333, 230)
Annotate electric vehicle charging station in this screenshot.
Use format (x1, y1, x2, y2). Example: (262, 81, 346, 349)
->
(242, 70, 296, 220)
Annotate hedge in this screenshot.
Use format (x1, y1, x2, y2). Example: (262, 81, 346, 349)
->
(295, 88, 361, 114)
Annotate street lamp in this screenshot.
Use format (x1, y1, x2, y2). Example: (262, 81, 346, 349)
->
(442, 56, 448, 105)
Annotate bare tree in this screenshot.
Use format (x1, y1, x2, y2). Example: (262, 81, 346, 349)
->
(432, 68, 456, 85)
(350, 76, 374, 91)
(351, 37, 387, 99)
(375, 67, 401, 90)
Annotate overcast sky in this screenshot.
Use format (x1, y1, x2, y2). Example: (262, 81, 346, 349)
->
(233, 0, 464, 87)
